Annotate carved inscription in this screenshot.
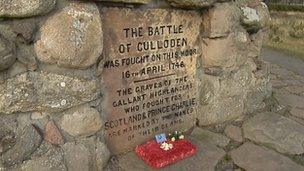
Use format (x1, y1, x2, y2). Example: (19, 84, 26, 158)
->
(101, 8, 202, 154)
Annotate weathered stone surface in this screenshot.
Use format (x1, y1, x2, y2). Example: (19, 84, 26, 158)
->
(203, 3, 240, 38)
(270, 66, 295, 79)
(199, 58, 270, 126)
(240, 7, 261, 33)
(285, 85, 304, 95)
(199, 65, 253, 125)
(62, 138, 109, 171)
(271, 79, 288, 88)
(274, 91, 304, 109)
(290, 107, 304, 119)
(0, 130, 15, 155)
(243, 112, 304, 154)
(16, 113, 36, 132)
(0, 114, 18, 132)
(244, 69, 272, 113)
(95, 141, 111, 171)
(283, 79, 303, 86)
(60, 105, 102, 137)
(202, 35, 237, 68)
(16, 43, 37, 71)
(99, 0, 152, 3)
(0, 72, 101, 114)
(2, 62, 28, 81)
(256, 2, 271, 28)
(167, 0, 216, 8)
(22, 145, 66, 171)
(231, 142, 304, 171)
(199, 74, 220, 105)
(199, 81, 244, 125)
(0, 118, 18, 165)
(102, 8, 200, 154)
(12, 21, 36, 43)
(247, 30, 266, 58)
(0, 24, 16, 42)
(116, 137, 225, 171)
(35, 2, 103, 69)
(44, 121, 64, 145)
(191, 128, 230, 147)
(63, 142, 90, 171)
(82, 138, 111, 171)
(0, 0, 56, 18)
(202, 28, 251, 70)
(0, 34, 16, 71)
(1, 125, 42, 167)
(202, 94, 243, 125)
(224, 125, 243, 142)
(31, 112, 48, 120)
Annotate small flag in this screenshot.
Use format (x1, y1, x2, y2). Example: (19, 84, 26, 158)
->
(155, 133, 167, 143)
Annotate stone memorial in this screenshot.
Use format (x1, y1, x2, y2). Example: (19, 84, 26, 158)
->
(101, 8, 201, 154)
(0, 0, 272, 170)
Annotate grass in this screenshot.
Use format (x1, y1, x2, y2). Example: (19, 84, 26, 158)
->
(268, 3, 304, 12)
(264, 38, 304, 59)
(264, 11, 304, 60)
(289, 154, 304, 166)
(223, 154, 232, 162)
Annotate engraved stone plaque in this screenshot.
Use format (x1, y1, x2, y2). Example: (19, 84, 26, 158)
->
(101, 8, 202, 154)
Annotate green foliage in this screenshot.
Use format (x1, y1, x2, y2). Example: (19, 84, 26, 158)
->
(168, 131, 184, 141)
(223, 154, 232, 162)
(289, 153, 304, 166)
(268, 3, 304, 12)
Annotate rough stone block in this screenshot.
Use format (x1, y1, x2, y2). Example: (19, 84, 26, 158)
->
(35, 2, 103, 69)
(243, 112, 304, 154)
(98, 0, 153, 4)
(191, 128, 230, 147)
(0, 34, 16, 71)
(231, 142, 304, 171)
(167, 0, 216, 8)
(0, 72, 101, 114)
(202, 35, 238, 69)
(0, 0, 56, 18)
(203, 2, 240, 38)
(0, 125, 42, 167)
(60, 105, 102, 137)
(198, 65, 255, 125)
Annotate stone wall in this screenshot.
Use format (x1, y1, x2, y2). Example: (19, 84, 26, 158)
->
(199, 1, 272, 125)
(0, 0, 271, 170)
